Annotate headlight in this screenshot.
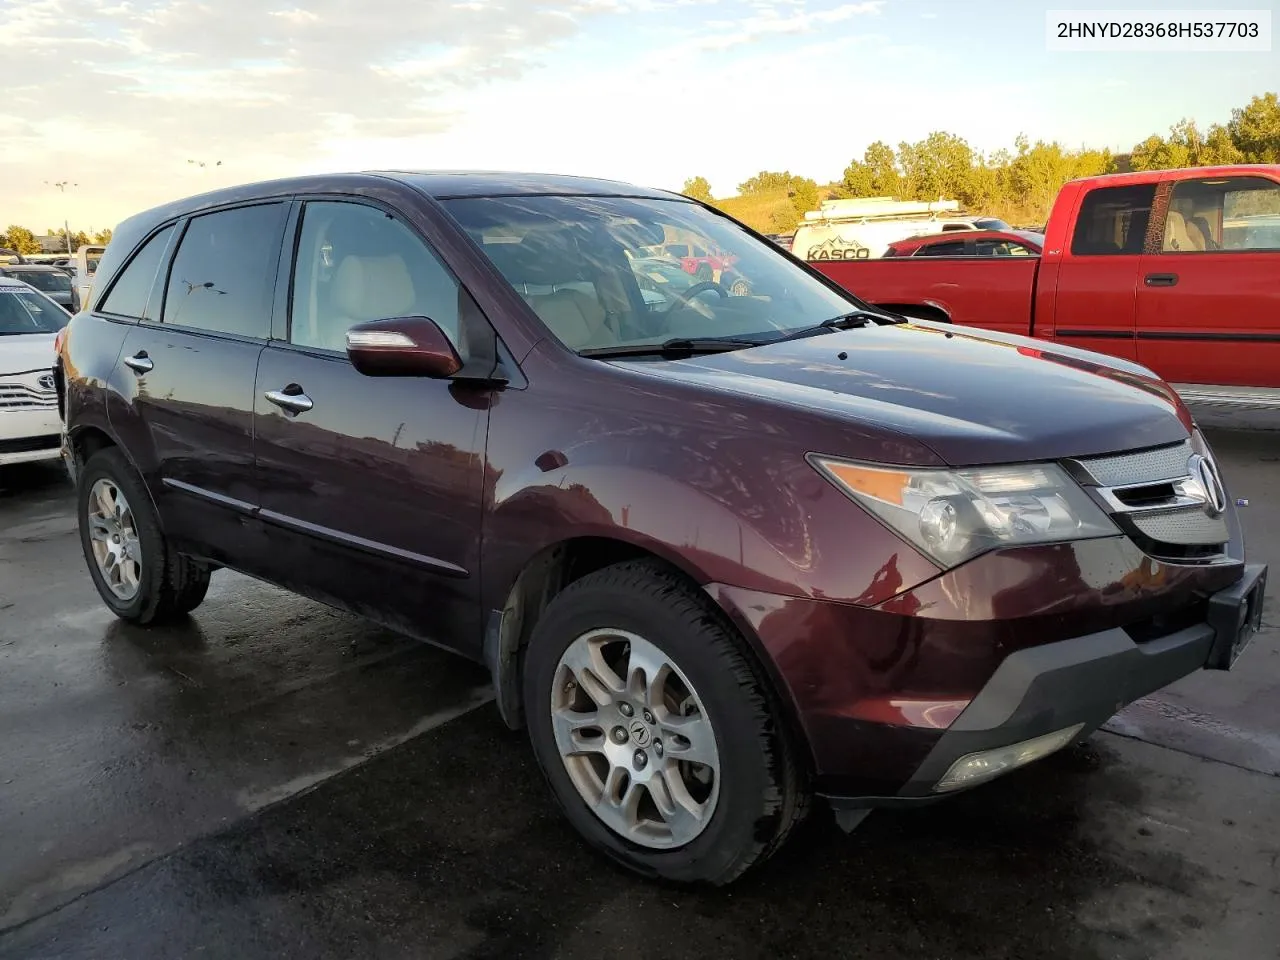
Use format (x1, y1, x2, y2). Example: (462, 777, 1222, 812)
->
(808, 455, 1119, 568)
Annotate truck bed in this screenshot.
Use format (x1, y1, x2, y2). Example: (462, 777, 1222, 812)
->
(812, 257, 1041, 339)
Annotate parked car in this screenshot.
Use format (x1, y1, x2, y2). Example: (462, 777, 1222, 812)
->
(55, 171, 1266, 885)
(659, 240, 738, 282)
(808, 165, 1280, 407)
(0, 262, 80, 312)
(1, 277, 70, 467)
(882, 229, 1045, 258)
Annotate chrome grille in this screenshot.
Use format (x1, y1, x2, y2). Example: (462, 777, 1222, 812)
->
(1130, 510, 1229, 546)
(0, 383, 58, 410)
(1069, 439, 1228, 556)
(1077, 441, 1191, 486)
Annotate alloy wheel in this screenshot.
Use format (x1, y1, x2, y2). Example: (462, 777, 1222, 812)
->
(87, 478, 142, 601)
(550, 628, 720, 848)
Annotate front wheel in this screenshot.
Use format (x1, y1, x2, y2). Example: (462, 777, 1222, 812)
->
(77, 447, 211, 625)
(523, 560, 808, 884)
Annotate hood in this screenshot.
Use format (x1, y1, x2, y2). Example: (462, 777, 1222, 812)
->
(0, 333, 58, 378)
(615, 321, 1191, 466)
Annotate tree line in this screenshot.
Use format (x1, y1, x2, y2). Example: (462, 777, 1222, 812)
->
(684, 92, 1280, 233)
(1, 225, 114, 255)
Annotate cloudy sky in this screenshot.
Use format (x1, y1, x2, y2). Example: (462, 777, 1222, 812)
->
(1, 0, 1275, 233)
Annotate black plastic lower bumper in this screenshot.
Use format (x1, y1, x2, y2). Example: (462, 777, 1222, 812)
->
(823, 562, 1267, 815)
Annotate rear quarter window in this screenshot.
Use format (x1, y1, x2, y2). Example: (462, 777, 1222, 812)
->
(98, 225, 176, 320)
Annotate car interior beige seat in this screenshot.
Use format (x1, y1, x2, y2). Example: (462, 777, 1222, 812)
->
(1163, 210, 1205, 252)
(524, 287, 609, 350)
(322, 254, 416, 349)
(483, 234, 615, 350)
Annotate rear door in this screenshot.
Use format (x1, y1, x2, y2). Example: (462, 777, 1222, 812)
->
(251, 198, 491, 651)
(1135, 172, 1280, 387)
(109, 202, 287, 561)
(1048, 182, 1155, 362)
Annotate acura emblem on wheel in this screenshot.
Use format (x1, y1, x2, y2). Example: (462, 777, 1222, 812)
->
(628, 719, 652, 747)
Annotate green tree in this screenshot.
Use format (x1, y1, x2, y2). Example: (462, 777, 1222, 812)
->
(94, 228, 113, 245)
(841, 140, 901, 197)
(1131, 119, 1243, 170)
(681, 176, 713, 202)
(2, 226, 40, 255)
(898, 131, 975, 202)
(737, 170, 795, 194)
(1227, 92, 1280, 162)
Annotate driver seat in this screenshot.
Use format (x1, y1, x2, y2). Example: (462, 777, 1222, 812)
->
(525, 287, 610, 349)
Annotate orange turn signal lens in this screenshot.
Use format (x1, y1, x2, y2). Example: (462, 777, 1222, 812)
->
(817, 460, 912, 506)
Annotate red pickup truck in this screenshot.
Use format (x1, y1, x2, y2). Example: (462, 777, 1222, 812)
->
(809, 165, 1280, 407)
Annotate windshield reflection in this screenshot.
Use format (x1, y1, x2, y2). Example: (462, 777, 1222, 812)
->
(443, 195, 864, 356)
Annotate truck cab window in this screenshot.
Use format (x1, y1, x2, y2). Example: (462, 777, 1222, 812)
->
(1070, 184, 1155, 256)
(1165, 176, 1280, 253)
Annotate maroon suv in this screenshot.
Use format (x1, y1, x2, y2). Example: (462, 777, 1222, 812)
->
(55, 171, 1266, 885)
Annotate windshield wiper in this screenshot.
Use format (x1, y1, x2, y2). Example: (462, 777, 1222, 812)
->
(767, 310, 898, 344)
(579, 337, 760, 359)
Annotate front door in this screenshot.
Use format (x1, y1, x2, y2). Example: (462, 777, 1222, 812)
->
(1136, 172, 1280, 387)
(252, 199, 491, 652)
(1048, 182, 1154, 362)
(108, 202, 288, 562)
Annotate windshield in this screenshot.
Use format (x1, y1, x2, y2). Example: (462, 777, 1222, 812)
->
(442, 195, 862, 353)
(0, 289, 70, 334)
(8, 270, 70, 293)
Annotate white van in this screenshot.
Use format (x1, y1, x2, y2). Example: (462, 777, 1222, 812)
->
(790, 198, 990, 262)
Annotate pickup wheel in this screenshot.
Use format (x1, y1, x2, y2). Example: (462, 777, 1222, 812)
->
(77, 447, 212, 625)
(522, 559, 808, 885)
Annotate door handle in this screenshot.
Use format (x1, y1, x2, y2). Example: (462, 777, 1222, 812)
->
(1144, 273, 1179, 287)
(123, 352, 153, 374)
(264, 387, 314, 414)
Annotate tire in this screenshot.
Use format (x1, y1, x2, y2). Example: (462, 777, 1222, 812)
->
(522, 559, 808, 885)
(77, 447, 211, 625)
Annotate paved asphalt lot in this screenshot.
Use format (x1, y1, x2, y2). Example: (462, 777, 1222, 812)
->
(1, 413, 1277, 960)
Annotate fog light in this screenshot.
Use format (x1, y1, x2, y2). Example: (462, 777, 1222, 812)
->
(933, 724, 1084, 793)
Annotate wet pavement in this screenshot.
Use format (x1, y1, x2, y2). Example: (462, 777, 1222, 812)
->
(1, 421, 1278, 960)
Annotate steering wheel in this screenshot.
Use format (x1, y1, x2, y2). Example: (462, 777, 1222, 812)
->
(663, 280, 728, 315)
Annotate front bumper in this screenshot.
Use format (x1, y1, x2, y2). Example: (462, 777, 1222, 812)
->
(825, 561, 1266, 810)
(710, 536, 1266, 805)
(0, 407, 63, 467)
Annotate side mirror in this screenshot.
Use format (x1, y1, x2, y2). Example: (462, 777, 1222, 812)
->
(345, 316, 462, 379)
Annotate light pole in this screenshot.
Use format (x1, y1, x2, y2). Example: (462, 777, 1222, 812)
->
(45, 180, 79, 254)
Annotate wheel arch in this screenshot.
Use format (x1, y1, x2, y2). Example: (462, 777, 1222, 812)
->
(66, 422, 167, 533)
(485, 535, 812, 785)
(875, 301, 952, 323)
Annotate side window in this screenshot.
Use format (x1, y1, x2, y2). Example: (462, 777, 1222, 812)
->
(973, 240, 1035, 257)
(161, 203, 287, 337)
(289, 202, 461, 354)
(1070, 184, 1155, 256)
(98, 225, 175, 319)
(915, 241, 967, 257)
(1165, 176, 1280, 253)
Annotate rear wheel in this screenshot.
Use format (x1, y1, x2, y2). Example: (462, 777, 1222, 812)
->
(77, 448, 211, 624)
(523, 560, 808, 884)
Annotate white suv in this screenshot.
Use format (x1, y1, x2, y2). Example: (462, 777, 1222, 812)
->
(0, 276, 69, 467)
